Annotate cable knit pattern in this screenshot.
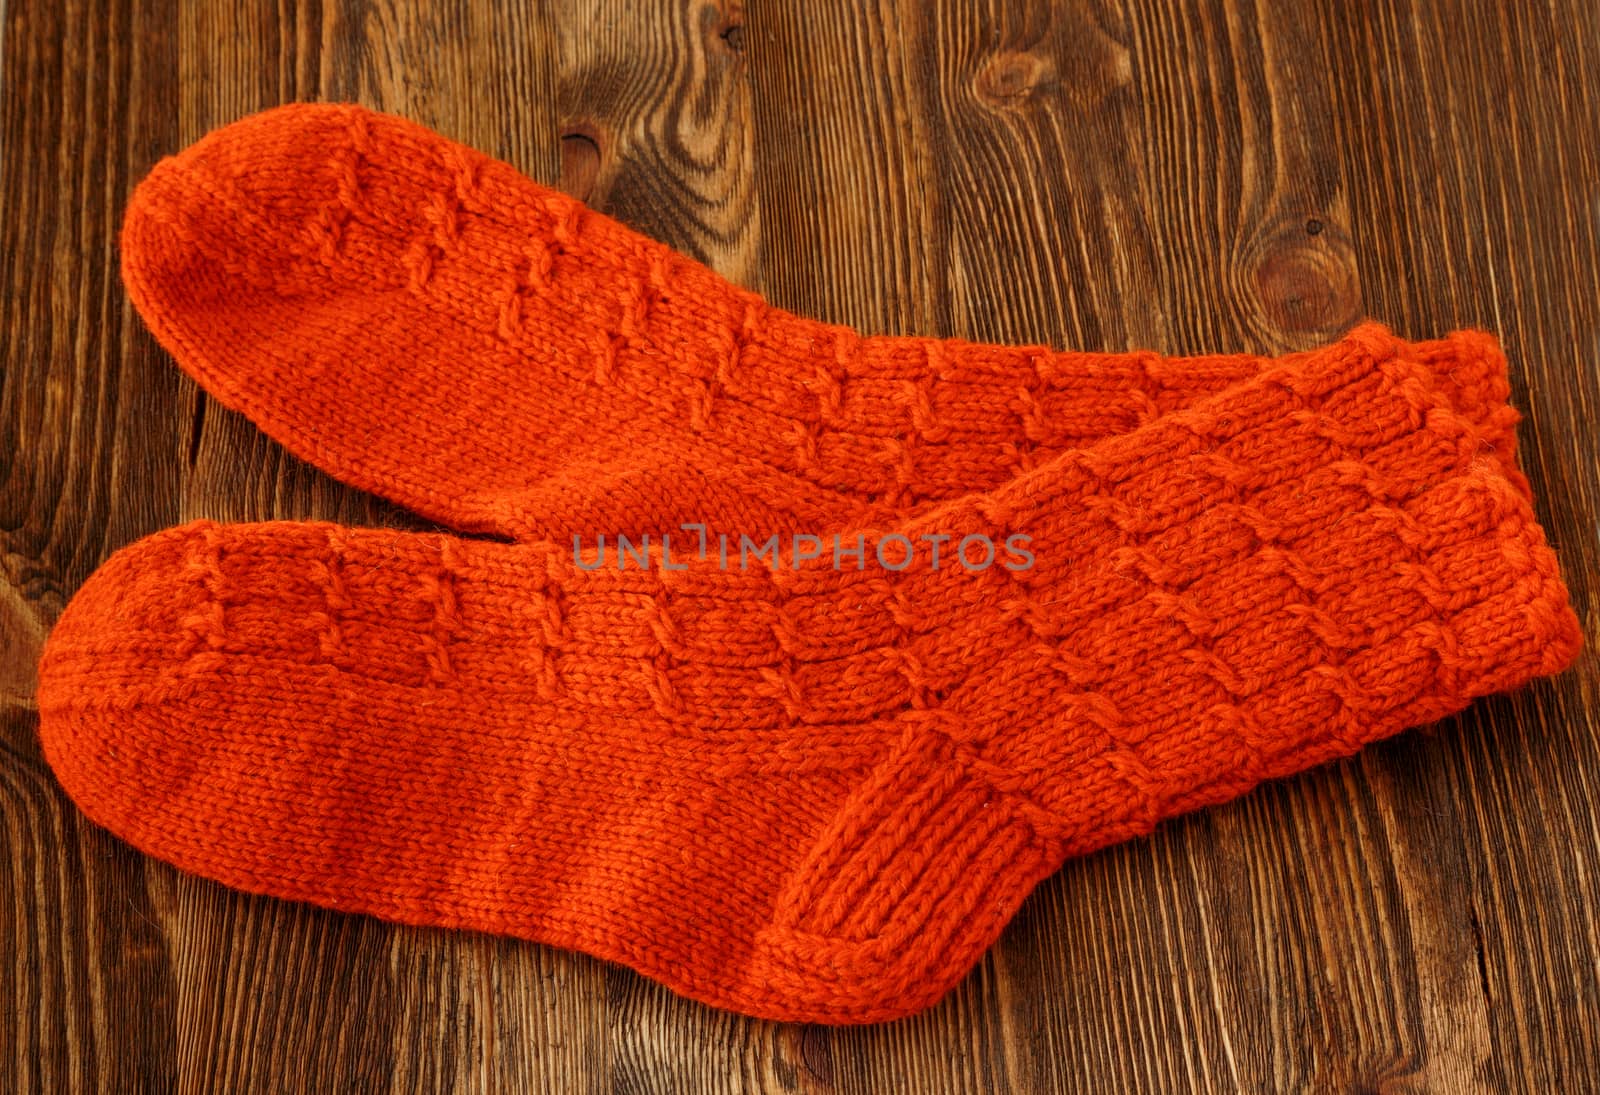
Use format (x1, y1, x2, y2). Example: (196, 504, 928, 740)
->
(119, 103, 1530, 539)
(37, 104, 1582, 1024)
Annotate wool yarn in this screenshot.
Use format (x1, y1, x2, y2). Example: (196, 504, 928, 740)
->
(37, 104, 1581, 1024)
(118, 105, 1530, 540)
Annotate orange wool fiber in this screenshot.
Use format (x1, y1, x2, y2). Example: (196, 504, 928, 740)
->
(38, 104, 1582, 1024)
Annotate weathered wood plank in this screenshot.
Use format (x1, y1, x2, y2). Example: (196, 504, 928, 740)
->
(3, 0, 1596, 1090)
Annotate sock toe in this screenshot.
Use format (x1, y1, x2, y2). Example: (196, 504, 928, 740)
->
(36, 523, 208, 839)
(122, 105, 373, 304)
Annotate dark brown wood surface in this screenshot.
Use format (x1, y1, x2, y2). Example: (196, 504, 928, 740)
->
(3, 1, 1598, 1090)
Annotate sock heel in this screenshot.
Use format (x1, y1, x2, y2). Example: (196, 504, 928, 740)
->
(750, 720, 1055, 1022)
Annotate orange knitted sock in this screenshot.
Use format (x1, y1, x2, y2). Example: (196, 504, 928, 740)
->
(38, 332, 1581, 1023)
(120, 104, 1529, 541)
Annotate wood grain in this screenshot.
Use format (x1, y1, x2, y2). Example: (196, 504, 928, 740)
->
(3, 0, 1597, 1090)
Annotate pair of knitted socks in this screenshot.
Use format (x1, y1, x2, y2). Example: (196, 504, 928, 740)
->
(38, 104, 1581, 1024)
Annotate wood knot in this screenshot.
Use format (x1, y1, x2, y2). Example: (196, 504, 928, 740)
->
(558, 125, 604, 203)
(974, 51, 1054, 109)
(701, 2, 747, 57)
(1244, 214, 1361, 347)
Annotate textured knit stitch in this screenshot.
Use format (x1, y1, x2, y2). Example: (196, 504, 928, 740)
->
(37, 104, 1585, 1024)
(39, 327, 1581, 1022)
(119, 104, 1531, 542)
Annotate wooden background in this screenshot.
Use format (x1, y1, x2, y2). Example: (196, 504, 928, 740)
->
(3, 0, 1598, 1090)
